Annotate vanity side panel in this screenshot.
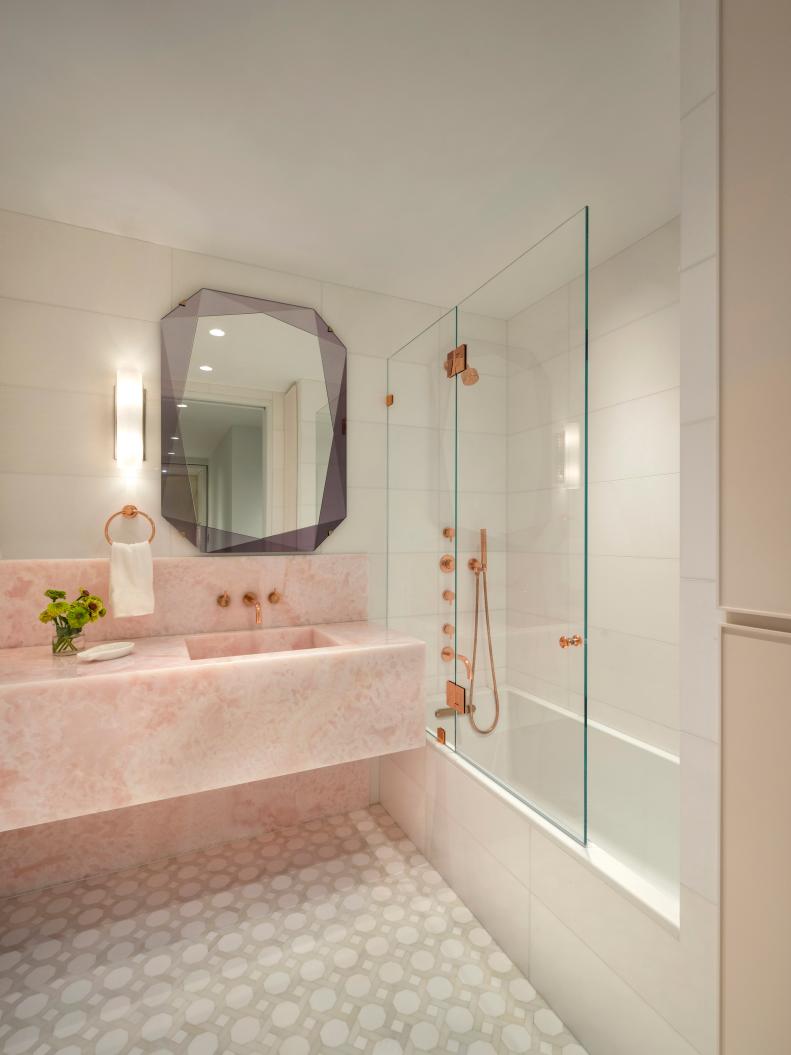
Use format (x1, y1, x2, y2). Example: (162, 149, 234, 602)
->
(0, 761, 370, 897)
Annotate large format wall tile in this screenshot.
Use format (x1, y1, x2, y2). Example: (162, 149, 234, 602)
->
(321, 283, 445, 360)
(0, 210, 171, 321)
(588, 303, 679, 411)
(588, 474, 679, 559)
(588, 388, 680, 483)
(172, 248, 322, 312)
(588, 219, 680, 341)
(531, 832, 718, 1054)
(0, 298, 160, 396)
(530, 897, 701, 1055)
(588, 555, 680, 644)
(681, 95, 718, 269)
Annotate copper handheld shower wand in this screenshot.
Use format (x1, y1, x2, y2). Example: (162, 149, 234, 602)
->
(465, 528, 500, 735)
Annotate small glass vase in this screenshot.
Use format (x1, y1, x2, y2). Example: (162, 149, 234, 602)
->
(52, 627, 85, 657)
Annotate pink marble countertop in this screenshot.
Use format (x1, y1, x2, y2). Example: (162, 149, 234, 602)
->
(0, 621, 416, 688)
(0, 621, 426, 833)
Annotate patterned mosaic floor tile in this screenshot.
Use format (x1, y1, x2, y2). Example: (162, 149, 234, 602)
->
(0, 805, 588, 1055)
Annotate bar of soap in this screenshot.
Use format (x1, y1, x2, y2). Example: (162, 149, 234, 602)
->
(77, 641, 135, 663)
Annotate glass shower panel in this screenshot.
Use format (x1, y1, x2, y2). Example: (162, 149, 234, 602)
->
(387, 309, 459, 750)
(454, 209, 588, 841)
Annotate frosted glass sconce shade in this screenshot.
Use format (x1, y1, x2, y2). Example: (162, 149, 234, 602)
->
(115, 369, 144, 468)
(564, 422, 581, 489)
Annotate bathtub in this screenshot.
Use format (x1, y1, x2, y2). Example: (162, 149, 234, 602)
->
(432, 684, 680, 905)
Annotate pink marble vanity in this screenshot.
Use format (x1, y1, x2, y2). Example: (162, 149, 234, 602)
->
(0, 621, 425, 833)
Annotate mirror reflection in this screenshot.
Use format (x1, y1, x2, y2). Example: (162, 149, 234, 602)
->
(161, 291, 347, 554)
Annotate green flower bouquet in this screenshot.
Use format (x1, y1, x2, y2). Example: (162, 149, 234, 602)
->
(39, 588, 107, 656)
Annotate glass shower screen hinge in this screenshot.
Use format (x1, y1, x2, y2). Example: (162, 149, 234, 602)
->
(444, 344, 468, 377)
(446, 679, 468, 714)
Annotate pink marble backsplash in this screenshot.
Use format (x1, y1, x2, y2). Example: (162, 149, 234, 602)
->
(0, 761, 371, 897)
(0, 554, 367, 649)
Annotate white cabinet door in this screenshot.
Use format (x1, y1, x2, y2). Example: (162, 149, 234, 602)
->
(722, 626, 791, 1053)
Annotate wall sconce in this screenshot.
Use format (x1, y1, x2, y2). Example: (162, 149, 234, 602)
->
(555, 422, 581, 489)
(114, 369, 145, 470)
(563, 422, 581, 490)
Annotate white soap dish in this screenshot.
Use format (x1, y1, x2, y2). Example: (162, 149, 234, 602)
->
(77, 641, 135, 663)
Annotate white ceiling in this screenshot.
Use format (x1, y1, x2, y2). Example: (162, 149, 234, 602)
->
(0, 0, 679, 307)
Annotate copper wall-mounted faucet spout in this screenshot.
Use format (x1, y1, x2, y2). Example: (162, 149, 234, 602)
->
(456, 653, 473, 681)
(242, 592, 262, 625)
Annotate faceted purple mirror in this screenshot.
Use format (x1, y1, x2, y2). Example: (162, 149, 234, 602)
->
(161, 289, 346, 553)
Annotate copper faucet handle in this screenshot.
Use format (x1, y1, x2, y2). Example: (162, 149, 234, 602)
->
(242, 592, 258, 606)
(268, 590, 282, 604)
(559, 634, 583, 649)
(217, 591, 231, 608)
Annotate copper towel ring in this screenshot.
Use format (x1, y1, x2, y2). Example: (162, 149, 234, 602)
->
(104, 504, 156, 545)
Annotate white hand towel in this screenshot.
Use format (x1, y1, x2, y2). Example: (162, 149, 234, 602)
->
(110, 541, 154, 617)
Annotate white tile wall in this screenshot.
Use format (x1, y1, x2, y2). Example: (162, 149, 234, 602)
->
(507, 221, 681, 753)
(588, 303, 680, 411)
(679, 578, 720, 742)
(0, 210, 172, 321)
(680, 418, 718, 580)
(0, 209, 446, 618)
(529, 898, 700, 1055)
(588, 475, 679, 559)
(587, 219, 680, 340)
(680, 94, 718, 270)
(588, 556, 679, 644)
(677, 0, 720, 933)
(680, 256, 718, 423)
(171, 248, 322, 312)
(680, 731, 721, 906)
(588, 388, 680, 483)
(680, 0, 718, 117)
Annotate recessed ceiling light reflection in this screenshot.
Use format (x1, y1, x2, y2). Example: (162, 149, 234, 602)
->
(167, 451, 175, 456)
(199, 364, 213, 372)
(177, 402, 188, 408)
(170, 436, 179, 441)
(209, 328, 225, 337)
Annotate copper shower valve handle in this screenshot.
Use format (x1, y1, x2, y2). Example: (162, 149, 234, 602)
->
(442, 623, 455, 637)
(442, 527, 455, 539)
(216, 592, 230, 607)
(268, 590, 282, 604)
(559, 634, 583, 649)
(442, 590, 455, 603)
(439, 554, 455, 572)
(441, 646, 454, 661)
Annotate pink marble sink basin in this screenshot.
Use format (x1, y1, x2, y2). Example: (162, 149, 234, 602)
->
(0, 621, 426, 833)
(185, 627, 342, 661)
